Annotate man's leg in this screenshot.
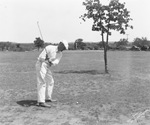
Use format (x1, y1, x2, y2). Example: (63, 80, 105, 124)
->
(45, 69, 56, 102)
(36, 62, 51, 107)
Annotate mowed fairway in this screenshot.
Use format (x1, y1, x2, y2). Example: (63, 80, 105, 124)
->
(0, 50, 150, 125)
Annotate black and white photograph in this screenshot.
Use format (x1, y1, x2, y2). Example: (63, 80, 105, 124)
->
(0, 0, 150, 125)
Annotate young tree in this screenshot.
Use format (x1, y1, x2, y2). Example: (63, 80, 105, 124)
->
(80, 0, 133, 73)
(34, 37, 44, 51)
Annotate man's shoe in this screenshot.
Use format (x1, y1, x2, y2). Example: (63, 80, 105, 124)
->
(46, 99, 57, 102)
(37, 102, 51, 108)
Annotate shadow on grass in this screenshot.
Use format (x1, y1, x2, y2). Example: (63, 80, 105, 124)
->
(54, 70, 105, 75)
(17, 100, 37, 107)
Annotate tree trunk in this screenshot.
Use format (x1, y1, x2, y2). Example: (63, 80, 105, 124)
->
(105, 24, 110, 73)
(101, 32, 108, 73)
(105, 32, 109, 73)
(104, 47, 108, 73)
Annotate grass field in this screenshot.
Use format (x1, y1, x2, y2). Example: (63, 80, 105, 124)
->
(0, 50, 150, 125)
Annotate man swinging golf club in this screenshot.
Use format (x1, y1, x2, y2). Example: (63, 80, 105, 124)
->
(35, 40, 68, 107)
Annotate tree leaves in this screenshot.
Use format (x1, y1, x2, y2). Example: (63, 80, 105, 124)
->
(81, 0, 133, 35)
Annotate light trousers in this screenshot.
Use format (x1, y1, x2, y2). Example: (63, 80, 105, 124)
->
(35, 61, 54, 103)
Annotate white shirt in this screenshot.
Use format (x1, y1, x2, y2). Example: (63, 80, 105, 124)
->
(38, 45, 62, 66)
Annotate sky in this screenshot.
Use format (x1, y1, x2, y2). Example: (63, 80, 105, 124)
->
(0, 0, 150, 43)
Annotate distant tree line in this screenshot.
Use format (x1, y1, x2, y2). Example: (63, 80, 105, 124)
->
(0, 37, 150, 52)
(69, 37, 150, 51)
(0, 42, 36, 51)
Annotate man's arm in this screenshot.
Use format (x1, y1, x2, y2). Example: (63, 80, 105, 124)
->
(49, 52, 62, 66)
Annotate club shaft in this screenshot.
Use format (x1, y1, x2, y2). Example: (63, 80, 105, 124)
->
(37, 21, 44, 40)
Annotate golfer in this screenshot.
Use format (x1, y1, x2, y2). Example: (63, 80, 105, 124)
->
(35, 40, 68, 107)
